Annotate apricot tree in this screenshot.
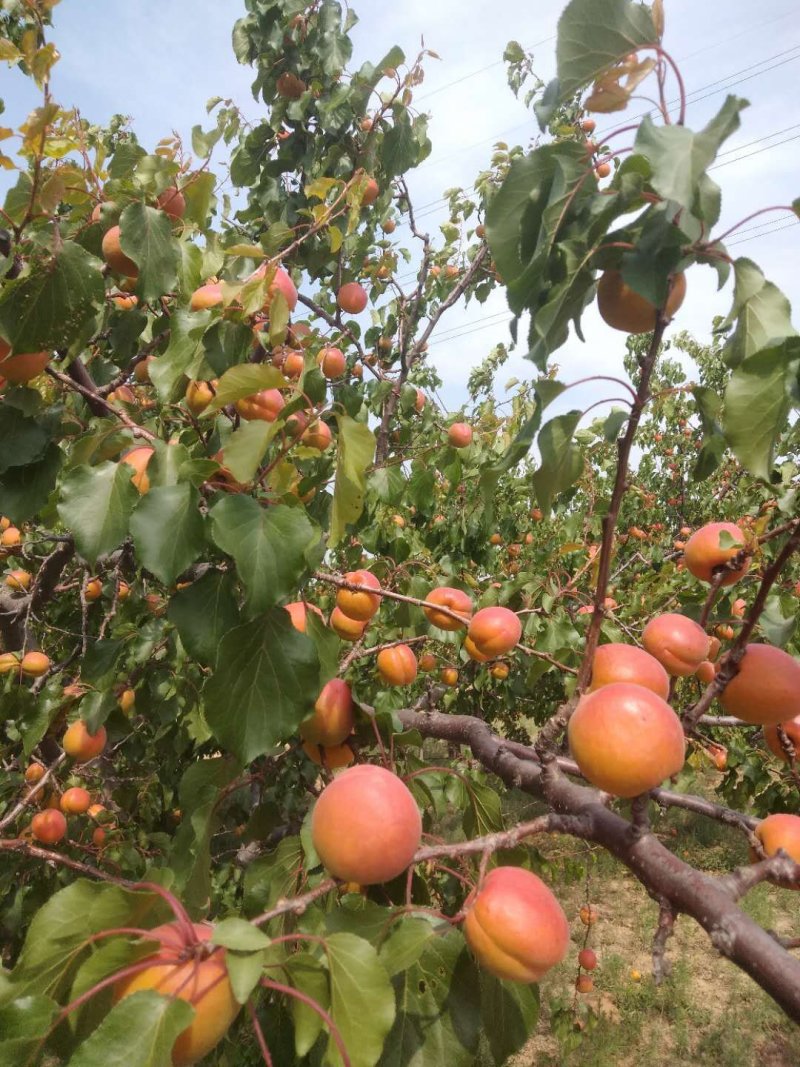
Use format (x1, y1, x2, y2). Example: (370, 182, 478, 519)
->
(1, 0, 800, 1063)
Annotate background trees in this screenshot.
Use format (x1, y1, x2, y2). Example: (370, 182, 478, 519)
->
(1, 0, 800, 1063)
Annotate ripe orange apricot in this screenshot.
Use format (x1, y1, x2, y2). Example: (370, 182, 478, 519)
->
(568, 682, 685, 797)
(311, 764, 421, 883)
(419, 653, 437, 672)
(156, 186, 186, 220)
(683, 522, 748, 586)
(85, 578, 102, 602)
(763, 716, 800, 761)
(641, 613, 710, 677)
(597, 270, 686, 333)
(578, 948, 598, 970)
(92, 827, 107, 847)
(589, 643, 669, 699)
(423, 586, 473, 630)
(447, 422, 473, 448)
(576, 974, 595, 993)
(121, 446, 155, 494)
(467, 606, 522, 657)
(62, 720, 107, 762)
(335, 569, 382, 622)
(24, 762, 45, 784)
(301, 420, 333, 451)
(464, 635, 492, 663)
(0, 339, 50, 383)
(301, 740, 355, 769)
(60, 787, 91, 814)
(113, 922, 240, 1066)
(284, 601, 324, 633)
(101, 226, 138, 277)
(185, 380, 215, 416)
(5, 569, 31, 591)
(317, 346, 346, 378)
(414, 389, 426, 412)
(330, 606, 367, 641)
(300, 679, 354, 746)
(31, 809, 67, 844)
(235, 388, 284, 422)
(361, 177, 379, 205)
(580, 904, 599, 926)
(118, 688, 136, 714)
(20, 651, 51, 677)
(249, 263, 299, 312)
(190, 281, 223, 310)
(696, 660, 716, 685)
(0, 525, 21, 548)
(0, 652, 19, 673)
(719, 644, 800, 725)
(753, 813, 800, 866)
(440, 666, 459, 686)
(462, 866, 570, 983)
(377, 643, 418, 685)
(337, 282, 368, 314)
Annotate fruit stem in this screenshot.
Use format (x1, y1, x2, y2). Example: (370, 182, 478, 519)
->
(247, 998, 274, 1066)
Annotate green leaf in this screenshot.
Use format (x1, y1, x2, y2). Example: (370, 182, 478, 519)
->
(243, 836, 304, 917)
(555, 0, 657, 102)
(57, 461, 140, 564)
(170, 757, 239, 915)
(532, 412, 583, 513)
(203, 610, 320, 763)
(378, 917, 438, 978)
(201, 319, 253, 376)
(720, 258, 797, 368)
(0, 441, 61, 522)
(118, 203, 179, 304)
(68, 990, 194, 1067)
(325, 933, 395, 1067)
(723, 339, 797, 481)
(0, 407, 49, 474)
(759, 595, 797, 648)
(129, 483, 205, 584)
(285, 953, 330, 1058)
(210, 497, 320, 614)
(167, 571, 241, 667)
(603, 407, 628, 441)
(633, 97, 746, 221)
(0, 241, 104, 353)
(149, 311, 210, 402)
(479, 974, 540, 1066)
(212, 918, 271, 952)
(205, 363, 286, 412)
(330, 416, 376, 547)
(378, 932, 480, 1067)
(462, 780, 503, 838)
(222, 420, 278, 483)
(0, 995, 58, 1067)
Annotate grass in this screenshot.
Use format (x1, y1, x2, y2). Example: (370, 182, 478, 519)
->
(480, 768, 800, 1067)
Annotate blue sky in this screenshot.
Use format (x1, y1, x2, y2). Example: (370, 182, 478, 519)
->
(3, 0, 799, 417)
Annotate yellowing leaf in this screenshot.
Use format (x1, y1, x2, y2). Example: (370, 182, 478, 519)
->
(305, 176, 340, 201)
(328, 225, 343, 253)
(224, 243, 266, 258)
(0, 39, 22, 63)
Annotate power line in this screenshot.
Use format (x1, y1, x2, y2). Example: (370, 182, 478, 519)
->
(711, 132, 800, 169)
(415, 33, 556, 103)
(727, 219, 799, 246)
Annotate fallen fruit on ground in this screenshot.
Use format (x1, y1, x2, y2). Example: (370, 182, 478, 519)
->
(311, 764, 421, 883)
(462, 866, 570, 983)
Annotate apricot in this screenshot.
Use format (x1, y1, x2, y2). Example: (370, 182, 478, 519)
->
(329, 606, 367, 641)
(284, 601, 324, 633)
(20, 651, 51, 677)
(190, 282, 223, 310)
(118, 688, 136, 714)
(60, 787, 91, 814)
(0, 652, 19, 673)
(0, 339, 50, 382)
(490, 662, 509, 680)
(24, 762, 45, 784)
(753, 813, 800, 867)
(576, 974, 595, 992)
(282, 350, 305, 379)
(312, 766, 422, 886)
(641, 613, 710, 677)
(92, 827, 107, 847)
(448, 422, 473, 448)
(597, 270, 686, 333)
(696, 660, 716, 685)
(414, 389, 426, 412)
(589, 643, 669, 699)
(117, 580, 131, 600)
(578, 948, 597, 971)
(301, 740, 355, 769)
(101, 226, 138, 277)
(335, 569, 382, 622)
(84, 578, 102, 601)
(134, 356, 152, 383)
(235, 388, 284, 422)
(377, 643, 418, 686)
(31, 809, 67, 845)
(249, 263, 298, 312)
(337, 282, 368, 314)
(156, 186, 186, 220)
(423, 586, 473, 630)
(361, 177, 379, 205)
(440, 666, 459, 686)
(121, 446, 154, 494)
(719, 644, 800, 726)
(464, 635, 492, 663)
(683, 522, 748, 586)
(5, 569, 31, 591)
(763, 715, 800, 761)
(489, 533, 502, 546)
(62, 720, 107, 762)
(568, 682, 685, 797)
(113, 922, 240, 1066)
(317, 346, 346, 379)
(462, 866, 570, 983)
(467, 606, 522, 657)
(302, 420, 333, 451)
(419, 653, 437, 672)
(580, 905, 599, 926)
(185, 380, 215, 416)
(300, 679, 354, 746)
